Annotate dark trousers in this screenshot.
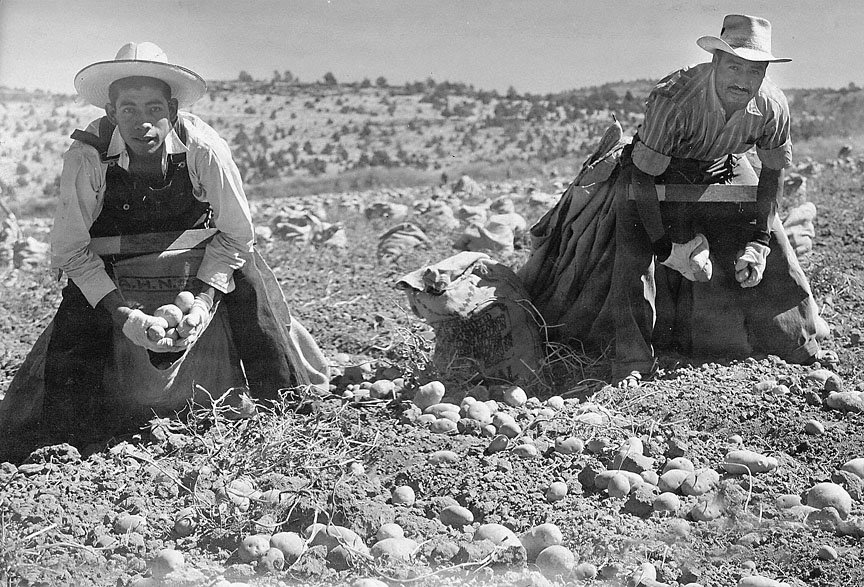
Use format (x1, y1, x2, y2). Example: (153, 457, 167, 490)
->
(611, 154, 823, 380)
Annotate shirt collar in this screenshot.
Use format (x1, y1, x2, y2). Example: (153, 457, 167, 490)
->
(707, 68, 764, 117)
(106, 123, 189, 168)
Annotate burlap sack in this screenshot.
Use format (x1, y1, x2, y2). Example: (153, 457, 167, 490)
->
(397, 252, 543, 384)
(104, 248, 246, 417)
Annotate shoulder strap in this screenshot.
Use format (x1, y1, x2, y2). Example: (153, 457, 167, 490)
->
(69, 116, 116, 161)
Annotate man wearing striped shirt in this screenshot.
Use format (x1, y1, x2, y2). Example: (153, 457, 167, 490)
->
(612, 14, 828, 385)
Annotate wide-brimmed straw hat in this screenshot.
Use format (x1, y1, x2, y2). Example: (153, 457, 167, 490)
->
(74, 42, 207, 108)
(697, 14, 791, 63)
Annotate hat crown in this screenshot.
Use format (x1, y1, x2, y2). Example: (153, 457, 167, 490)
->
(719, 14, 773, 53)
(114, 42, 169, 63)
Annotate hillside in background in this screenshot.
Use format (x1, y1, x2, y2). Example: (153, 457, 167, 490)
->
(1, 77, 863, 217)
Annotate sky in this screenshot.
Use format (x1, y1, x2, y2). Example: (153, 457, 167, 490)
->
(1, 0, 863, 96)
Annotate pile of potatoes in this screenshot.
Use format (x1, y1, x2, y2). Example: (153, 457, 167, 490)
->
(146, 290, 197, 344)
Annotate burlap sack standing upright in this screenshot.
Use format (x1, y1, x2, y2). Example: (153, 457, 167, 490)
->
(397, 251, 543, 385)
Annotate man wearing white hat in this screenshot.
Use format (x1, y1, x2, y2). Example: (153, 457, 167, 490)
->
(520, 15, 829, 386)
(40, 42, 329, 445)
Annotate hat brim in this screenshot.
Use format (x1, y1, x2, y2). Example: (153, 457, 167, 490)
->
(697, 36, 791, 63)
(74, 60, 207, 108)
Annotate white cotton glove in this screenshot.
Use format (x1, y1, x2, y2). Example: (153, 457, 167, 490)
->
(735, 242, 770, 288)
(173, 292, 214, 349)
(660, 233, 713, 282)
(122, 309, 178, 353)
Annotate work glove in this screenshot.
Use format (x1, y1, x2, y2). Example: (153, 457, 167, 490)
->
(660, 233, 713, 282)
(734, 242, 770, 288)
(173, 292, 215, 349)
(122, 309, 178, 353)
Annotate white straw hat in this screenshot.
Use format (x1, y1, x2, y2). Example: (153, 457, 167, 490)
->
(697, 14, 791, 63)
(74, 42, 207, 108)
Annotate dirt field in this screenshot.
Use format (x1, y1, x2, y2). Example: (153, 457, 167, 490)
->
(1, 160, 864, 586)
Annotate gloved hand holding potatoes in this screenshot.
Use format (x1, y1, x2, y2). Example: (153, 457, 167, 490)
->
(121, 309, 180, 352)
(124, 288, 216, 351)
(171, 290, 216, 349)
(734, 242, 770, 288)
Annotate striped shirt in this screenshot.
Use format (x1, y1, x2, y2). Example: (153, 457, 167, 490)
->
(632, 62, 792, 176)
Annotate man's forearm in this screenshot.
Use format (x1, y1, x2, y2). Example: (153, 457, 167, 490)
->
(754, 166, 783, 244)
(631, 166, 671, 258)
(96, 289, 134, 327)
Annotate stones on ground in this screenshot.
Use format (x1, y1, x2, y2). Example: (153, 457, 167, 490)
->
(806, 482, 853, 518)
(535, 544, 576, 578)
(497, 420, 522, 439)
(722, 449, 778, 474)
(391, 485, 416, 506)
(519, 523, 563, 562)
(439, 504, 474, 527)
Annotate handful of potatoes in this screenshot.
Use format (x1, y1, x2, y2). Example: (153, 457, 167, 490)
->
(146, 291, 199, 345)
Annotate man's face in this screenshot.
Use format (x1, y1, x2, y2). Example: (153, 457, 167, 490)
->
(713, 52, 768, 113)
(106, 84, 178, 158)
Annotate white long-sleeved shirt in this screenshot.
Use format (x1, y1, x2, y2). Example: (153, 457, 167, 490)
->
(50, 112, 254, 307)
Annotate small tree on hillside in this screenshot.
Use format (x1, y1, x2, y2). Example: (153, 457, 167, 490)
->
(323, 72, 338, 86)
(238, 70, 254, 83)
(376, 76, 387, 88)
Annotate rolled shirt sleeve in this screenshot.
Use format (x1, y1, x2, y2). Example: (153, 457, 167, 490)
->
(631, 94, 683, 176)
(50, 141, 117, 308)
(755, 95, 792, 170)
(186, 119, 254, 293)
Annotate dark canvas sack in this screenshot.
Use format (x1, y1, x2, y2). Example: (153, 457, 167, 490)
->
(397, 252, 543, 384)
(104, 248, 246, 417)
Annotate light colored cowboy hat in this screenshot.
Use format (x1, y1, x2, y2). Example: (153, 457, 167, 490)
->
(697, 14, 791, 63)
(74, 42, 207, 108)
